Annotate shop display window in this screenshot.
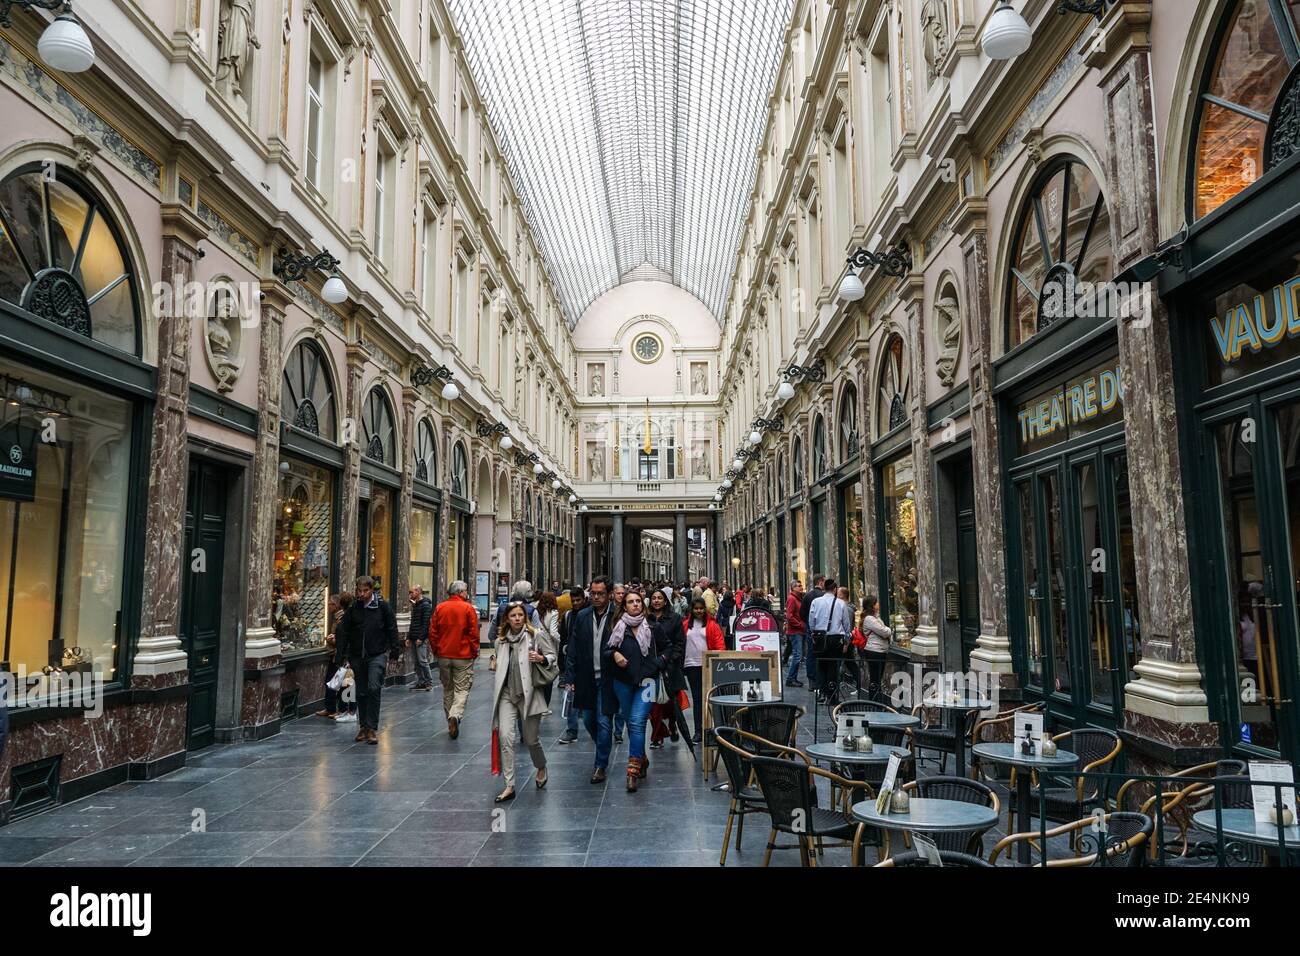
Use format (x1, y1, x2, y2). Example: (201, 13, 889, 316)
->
(274, 458, 334, 655)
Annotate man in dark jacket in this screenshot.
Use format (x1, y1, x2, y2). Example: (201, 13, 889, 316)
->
(800, 573, 826, 697)
(406, 585, 434, 691)
(338, 576, 400, 744)
(563, 576, 616, 782)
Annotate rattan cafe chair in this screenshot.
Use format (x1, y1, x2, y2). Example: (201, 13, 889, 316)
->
(1010, 728, 1122, 840)
(875, 850, 994, 868)
(748, 753, 879, 867)
(991, 811, 1152, 867)
(899, 775, 1001, 858)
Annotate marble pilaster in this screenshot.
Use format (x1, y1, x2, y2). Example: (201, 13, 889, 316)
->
(1090, 2, 1210, 740)
(958, 211, 1015, 681)
(134, 207, 207, 679)
(339, 342, 367, 589)
(395, 387, 417, 604)
(903, 282, 940, 661)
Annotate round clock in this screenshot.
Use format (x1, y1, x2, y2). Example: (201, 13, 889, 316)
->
(632, 334, 662, 363)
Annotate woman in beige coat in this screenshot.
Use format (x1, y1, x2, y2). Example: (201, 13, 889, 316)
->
(490, 601, 558, 803)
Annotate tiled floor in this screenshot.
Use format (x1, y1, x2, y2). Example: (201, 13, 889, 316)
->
(2, 664, 1066, 867)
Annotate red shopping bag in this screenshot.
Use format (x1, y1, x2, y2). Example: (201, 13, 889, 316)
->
(491, 729, 501, 776)
(677, 690, 690, 711)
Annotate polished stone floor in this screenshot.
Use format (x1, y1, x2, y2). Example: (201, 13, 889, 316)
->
(1, 662, 1072, 867)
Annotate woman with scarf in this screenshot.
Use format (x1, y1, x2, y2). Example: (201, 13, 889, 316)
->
(646, 587, 684, 750)
(489, 601, 558, 803)
(601, 590, 667, 791)
(682, 596, 726, 743)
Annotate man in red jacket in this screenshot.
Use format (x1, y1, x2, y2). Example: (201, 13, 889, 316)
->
(784, 579, 808, 687)
(430, 579, 480, 739)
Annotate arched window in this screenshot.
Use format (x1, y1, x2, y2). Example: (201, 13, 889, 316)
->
(1193, 0, 1300, 219)
(777, 451, 787, 500)
(524, 490, 533, 524)
(812, 415, 827, 479)
(282, 339, 338, 439)
(838, 384, 859, 461)
(876, 334, 911, 439)
(0, 164, 139, 354)
(451, 441, 468, 497)
(415, 418, 438, 483)
(1005, 158, 1112, 351)
(361, 386, 397, 466)
(792, 436, 805, 492)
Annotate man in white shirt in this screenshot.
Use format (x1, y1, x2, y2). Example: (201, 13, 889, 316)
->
(806, 579, 851, 704)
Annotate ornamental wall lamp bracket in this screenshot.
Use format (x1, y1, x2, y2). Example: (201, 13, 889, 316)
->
(782, 358, 826, 384)
(411, 363, 454, 389)
(751, 415, 785, 434)
(515, 451, 540, 468)
(0, 0, 67, 28)
(476, 420, 508, 439)
(272, 246, 340, 283)
(735, 447, 757, 462)
(846, 243, 912, 280)
(1056, 0, 1111, 19)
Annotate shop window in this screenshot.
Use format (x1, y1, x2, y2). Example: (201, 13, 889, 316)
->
(451, 441, 468, 497)
(880, 456, 917, 633)
(1193, 0, 1300, 218)
(282, 340, 338, 439)
(838, 384, 859, 460)
(410, 503, 437, 595)
(1005, 158, 1112, 351)
(876, 334, 911, 438)
(0, 165, 139, 355)
(365, 486, 394, 595)
(362, 386, 397, 466)
(415, 418, 438, 482)
(0, 361, 132, 693)
(273, 458, 334, 656)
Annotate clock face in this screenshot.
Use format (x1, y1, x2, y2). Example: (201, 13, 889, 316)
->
(633, 334, 662, 363)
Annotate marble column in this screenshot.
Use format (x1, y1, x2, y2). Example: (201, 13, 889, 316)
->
(611, 513, 625, 582)
(239, 278, 290, 736)
(903, 283, 940, 660)
(133, 208, 206, 683)
(575, 512, 587, 584)
(957, 207, 1015, 683)
(712, 511, 724, 581)
(674, 511, 688, 582)
(1089, 3, 1212, 746)
(388, 387, 417, 679)
(338, 341, 367, 589)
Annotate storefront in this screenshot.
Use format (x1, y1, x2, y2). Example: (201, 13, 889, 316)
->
(447, 440, 472, 589)
(410, 418, 442, 597)
(809, 415, 828, 574)
(996, 156, 1140, 730)
(874, 334, 918, 644)
(1166, 0, 1300, 767)
(0, 161, 151, 818)
(357, 385, 400, 598)
(834, 384, 865, 605)
(276, 339, 343, 660)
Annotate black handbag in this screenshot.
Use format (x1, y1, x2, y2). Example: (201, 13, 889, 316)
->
(811, 596, 843, 655)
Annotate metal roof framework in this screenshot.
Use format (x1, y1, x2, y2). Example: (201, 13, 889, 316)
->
(449, 0, 794, 325)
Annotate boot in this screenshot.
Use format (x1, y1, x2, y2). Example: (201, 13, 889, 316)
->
(626, 759, 640, 792)
(638, 754, 649, 778)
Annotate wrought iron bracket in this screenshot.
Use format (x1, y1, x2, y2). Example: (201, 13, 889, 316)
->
(514, 451, 540, 467)
(751, 414, 784, 434)
(0, 0, 67, 29)
(1056, 0, 1110, 19)
(783, 357, 827, 384)
(476, 420, 507, 439)
(272, 246, 340, 284)
(846, 243, 912, 279)
(411, 363, 454, 389)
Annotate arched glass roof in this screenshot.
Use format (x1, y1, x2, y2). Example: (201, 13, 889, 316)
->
(449, 0, 794, 325)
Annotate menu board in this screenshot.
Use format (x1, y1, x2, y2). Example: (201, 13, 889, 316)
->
(1014, 712, 1045, 758)
(1249, 760, 1296, 825)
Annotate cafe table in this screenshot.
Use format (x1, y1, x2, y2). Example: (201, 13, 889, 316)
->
(850, 797, 999, 864)
(970, 742, 1080, 864)
(862, 711, 921, 730)
(1191, 808, 1300, 865)
(922, 698, 993, 777)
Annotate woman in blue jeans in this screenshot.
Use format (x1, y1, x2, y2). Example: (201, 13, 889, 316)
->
(601, 590, 666, 792)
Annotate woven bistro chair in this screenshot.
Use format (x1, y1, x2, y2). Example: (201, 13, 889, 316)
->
(990, 812, 1153, 867)
(731, 702, 804, 753)
(898, 775, 1001, 858)
(747, 753, 878, 866)
(1115, 759, 1247, 862)
(875, 850, 994, 868)
(909, 703, 979, 775)
(970, 702, 1044, 783)
(831, 699, 899, 722)
(713, 726, 784, 866)
(1177, 775, 1266, 867)
(704, 683, 742, 779)
(1010, 728, 1122, 839)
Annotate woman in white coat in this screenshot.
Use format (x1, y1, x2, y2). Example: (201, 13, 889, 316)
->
(490, 601, 558, 803)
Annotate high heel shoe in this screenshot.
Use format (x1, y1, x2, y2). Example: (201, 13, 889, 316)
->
(535, 769, 548, 790)
(494, 788, 516, 803)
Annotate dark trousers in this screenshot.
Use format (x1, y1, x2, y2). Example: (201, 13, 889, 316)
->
(684, 665, 704, 737)
(864, 650, 887, 702)
(356, 653, 388, 731)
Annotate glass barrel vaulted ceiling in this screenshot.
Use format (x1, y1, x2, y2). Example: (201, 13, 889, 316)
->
(448, 0, 794, 325)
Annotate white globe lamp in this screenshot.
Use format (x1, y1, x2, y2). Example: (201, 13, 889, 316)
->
(777, 380, 796, 401)
(440, 381, 459, 402)
(533, 462, 544, 476)
(321, 274, 348, 304)
(38, 13, 95, 73)
(837, 271, 866, 302)
(551, 479, 561, 490)
(982, 1, 1032, 60)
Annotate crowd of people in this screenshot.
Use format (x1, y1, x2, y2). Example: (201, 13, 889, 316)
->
(312, 571, 892, 803)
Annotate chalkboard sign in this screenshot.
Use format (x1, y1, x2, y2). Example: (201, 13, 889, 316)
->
(709, 656, 769, 685)
(700, 649, 781, 779)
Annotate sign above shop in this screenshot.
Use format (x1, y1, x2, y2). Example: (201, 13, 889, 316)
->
(1206, 262, 1300, 387)
(0, 420, 38, 502)
(1014, 356, 1125, 456)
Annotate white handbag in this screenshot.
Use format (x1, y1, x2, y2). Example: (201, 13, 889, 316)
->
(326, 665, 348, 691)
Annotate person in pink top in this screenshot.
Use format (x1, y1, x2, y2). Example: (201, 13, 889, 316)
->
(681, 597, 726, 743)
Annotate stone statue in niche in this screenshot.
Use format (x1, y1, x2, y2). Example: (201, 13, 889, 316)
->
(206, 293, 244, 393)
(217, 0, 260, 104)
(692, 441, 710, 479)
(587, 443, 605, 481)
(690, 362, 708, 396)
(588, 364, 605, 397)
(921, 0, 950, 85)
(935, 292, 961, 388)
